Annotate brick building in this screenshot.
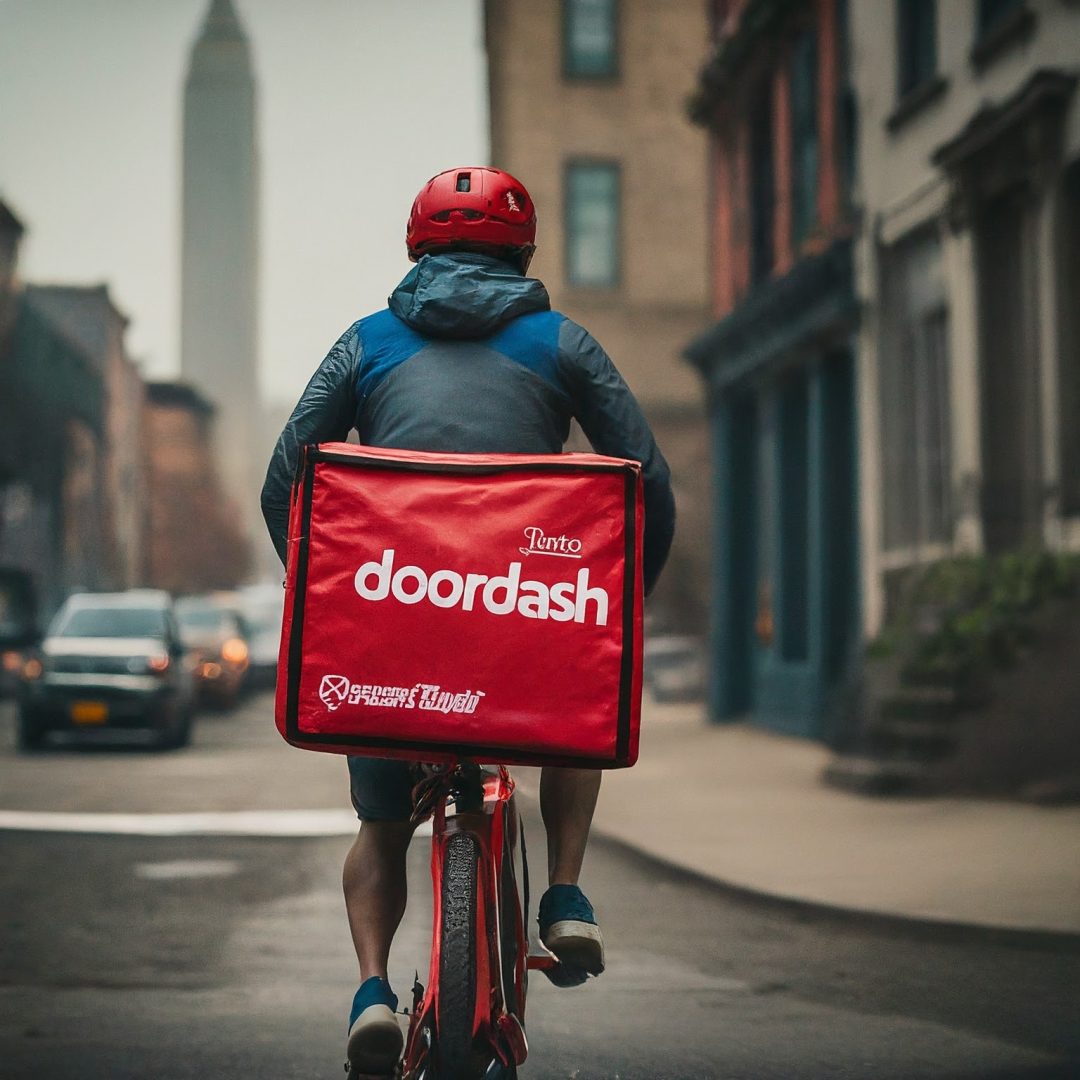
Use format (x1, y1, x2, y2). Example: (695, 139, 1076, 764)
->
(24, 285, 148, 590)
(143, 381, 250, 594)
(686, 0, 860, 736)
(484, 0, 714, 632)
(0, 206, 111, 613)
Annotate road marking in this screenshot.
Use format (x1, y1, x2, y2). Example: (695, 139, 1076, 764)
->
(0, 809, 433, 837)
(135, 859, 241, 880)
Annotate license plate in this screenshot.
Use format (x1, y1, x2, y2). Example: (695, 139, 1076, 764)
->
(71, 701, 109, 724)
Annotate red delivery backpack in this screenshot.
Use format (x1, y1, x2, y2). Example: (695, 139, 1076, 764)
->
(275, 443, 643, 768)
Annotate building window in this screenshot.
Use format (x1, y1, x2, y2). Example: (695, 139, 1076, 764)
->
(977, 0, 1022, 36)
(879, 228, 952, 551)
(790, 27, 819, 249)
(1062, 162, 1080, 515)
(749, 80, 775, 285)
(971, 0, 1033, 69)
(897, 0, 937, 98)
(563, 0, 618, 79)
(565, 161, 620, 287)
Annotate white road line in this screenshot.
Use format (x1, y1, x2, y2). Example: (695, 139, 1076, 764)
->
(135, 859, 241, 880)
(0, 809, 433, 837)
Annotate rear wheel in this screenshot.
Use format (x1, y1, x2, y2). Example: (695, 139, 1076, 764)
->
(437, 832, 480, 1079)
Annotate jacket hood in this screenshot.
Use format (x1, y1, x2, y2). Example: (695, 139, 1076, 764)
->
(388, 253, 550, 339)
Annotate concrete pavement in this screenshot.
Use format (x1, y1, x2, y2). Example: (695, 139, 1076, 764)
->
(3, 695, 1079, 935)
(581, 701, 1080, 936)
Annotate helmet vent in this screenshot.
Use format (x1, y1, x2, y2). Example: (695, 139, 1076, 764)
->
(456, 172, 472, 193)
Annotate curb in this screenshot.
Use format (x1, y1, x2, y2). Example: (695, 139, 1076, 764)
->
(579, 823, 1080, 951)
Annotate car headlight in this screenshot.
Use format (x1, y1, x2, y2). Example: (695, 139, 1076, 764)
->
(220, 637, 248, 665)
(128, 654, 170, 675)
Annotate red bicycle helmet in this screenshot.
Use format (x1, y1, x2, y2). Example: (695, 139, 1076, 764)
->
(406, 167, 537, 271)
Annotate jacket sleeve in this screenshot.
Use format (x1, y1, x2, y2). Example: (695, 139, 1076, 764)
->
(260, 325, 361, 566)
(557, 319, 676, 595)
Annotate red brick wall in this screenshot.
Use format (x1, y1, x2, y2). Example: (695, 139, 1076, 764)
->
(707, 0, 849, 319)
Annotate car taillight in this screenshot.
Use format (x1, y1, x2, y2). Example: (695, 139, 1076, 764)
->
(22, 657, 43, 680)
(221, 637, 248, 665)
(147, 654, 171, 674)
(3, 650, 23, 672)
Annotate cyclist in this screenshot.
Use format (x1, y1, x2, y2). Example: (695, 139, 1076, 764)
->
(261, 166, 674, 1075)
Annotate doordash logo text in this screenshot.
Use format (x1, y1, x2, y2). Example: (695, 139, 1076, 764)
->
(353, 548, 609, 626)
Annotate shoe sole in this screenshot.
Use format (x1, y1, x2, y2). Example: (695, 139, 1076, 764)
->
(347, 1004, 404, 1074)
(542, 919, 605, 976)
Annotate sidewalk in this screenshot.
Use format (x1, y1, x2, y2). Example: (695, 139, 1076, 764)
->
(576, 700, 1080, 936)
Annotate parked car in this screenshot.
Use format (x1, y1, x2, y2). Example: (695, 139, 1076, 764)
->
(643, 634, 706, 703)
(0, 568, 39, 700)
(238, 582, 284, 690)
(17, 590, 195, 750)
(176, 594, 251, 708)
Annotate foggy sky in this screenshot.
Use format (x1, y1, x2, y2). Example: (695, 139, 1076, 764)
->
(0, 0, 489, 406)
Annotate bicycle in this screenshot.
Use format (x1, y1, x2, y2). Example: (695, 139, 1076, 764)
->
(348, 759, 562, 1080)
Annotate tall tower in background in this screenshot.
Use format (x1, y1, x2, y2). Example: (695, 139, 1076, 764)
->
(181, 0, 259, 535)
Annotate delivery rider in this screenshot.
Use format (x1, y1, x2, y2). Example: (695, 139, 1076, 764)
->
(261, 166, 674, 1075)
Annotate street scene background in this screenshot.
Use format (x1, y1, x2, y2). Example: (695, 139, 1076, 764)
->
(2, 0, 1079, 1077)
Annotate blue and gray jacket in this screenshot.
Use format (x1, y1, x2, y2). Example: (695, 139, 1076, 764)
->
(261, 252, 675, 593)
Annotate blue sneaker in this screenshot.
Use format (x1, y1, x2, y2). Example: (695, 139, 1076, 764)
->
(538, 884, 605, 985)
(346, 976, 403, 1075)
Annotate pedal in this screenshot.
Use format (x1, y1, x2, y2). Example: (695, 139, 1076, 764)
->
(525, 951, 558, 972)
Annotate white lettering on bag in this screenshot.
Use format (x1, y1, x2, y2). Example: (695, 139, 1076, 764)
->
(519, 526, 583, 558)
(353, 548, 609, 626)
(318, 674, 485, 714)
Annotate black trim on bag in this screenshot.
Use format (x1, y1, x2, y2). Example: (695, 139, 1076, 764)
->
(308, 447, 629, 477)
(285, 450, 316, 740)
(285, 729, 622, 770)
(616, 468, 637, 764)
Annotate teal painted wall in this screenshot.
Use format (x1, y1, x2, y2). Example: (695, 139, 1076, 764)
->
(708, 351, 858, 739)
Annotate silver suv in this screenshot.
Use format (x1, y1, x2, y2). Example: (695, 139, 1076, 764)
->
(17, 590, 195, 751)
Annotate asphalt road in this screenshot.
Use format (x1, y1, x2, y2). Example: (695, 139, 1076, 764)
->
(0, 692, 1078, 1079)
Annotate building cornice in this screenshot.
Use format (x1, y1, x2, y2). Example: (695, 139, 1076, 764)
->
(684, 239, 856, 389)
(688, 0, 802, 128)
(932, 69, 1077, 172)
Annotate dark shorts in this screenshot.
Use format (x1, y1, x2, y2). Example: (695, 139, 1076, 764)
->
(347, 755, 416, 822)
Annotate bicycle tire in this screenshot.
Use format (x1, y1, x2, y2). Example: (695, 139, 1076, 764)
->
(437, 832, 479, 1079)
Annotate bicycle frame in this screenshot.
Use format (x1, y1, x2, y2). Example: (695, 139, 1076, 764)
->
(402, 764, 538, 1079)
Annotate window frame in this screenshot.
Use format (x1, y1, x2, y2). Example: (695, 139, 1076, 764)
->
(896, 0, 938, 100)
(878, 226, 954, 555)
(970, 0, 1035, 71)
(563, 158, 622, 289)
(562, 0, 620, 81)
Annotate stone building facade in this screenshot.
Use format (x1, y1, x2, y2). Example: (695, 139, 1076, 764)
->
(484, 0, 714, 632)
(850, 0, 1080, 635)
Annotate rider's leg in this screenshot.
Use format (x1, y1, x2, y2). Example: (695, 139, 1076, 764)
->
(342, 820, 415, 980)
(539, 766, 602, 885)
(537, 767, 605, 982)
